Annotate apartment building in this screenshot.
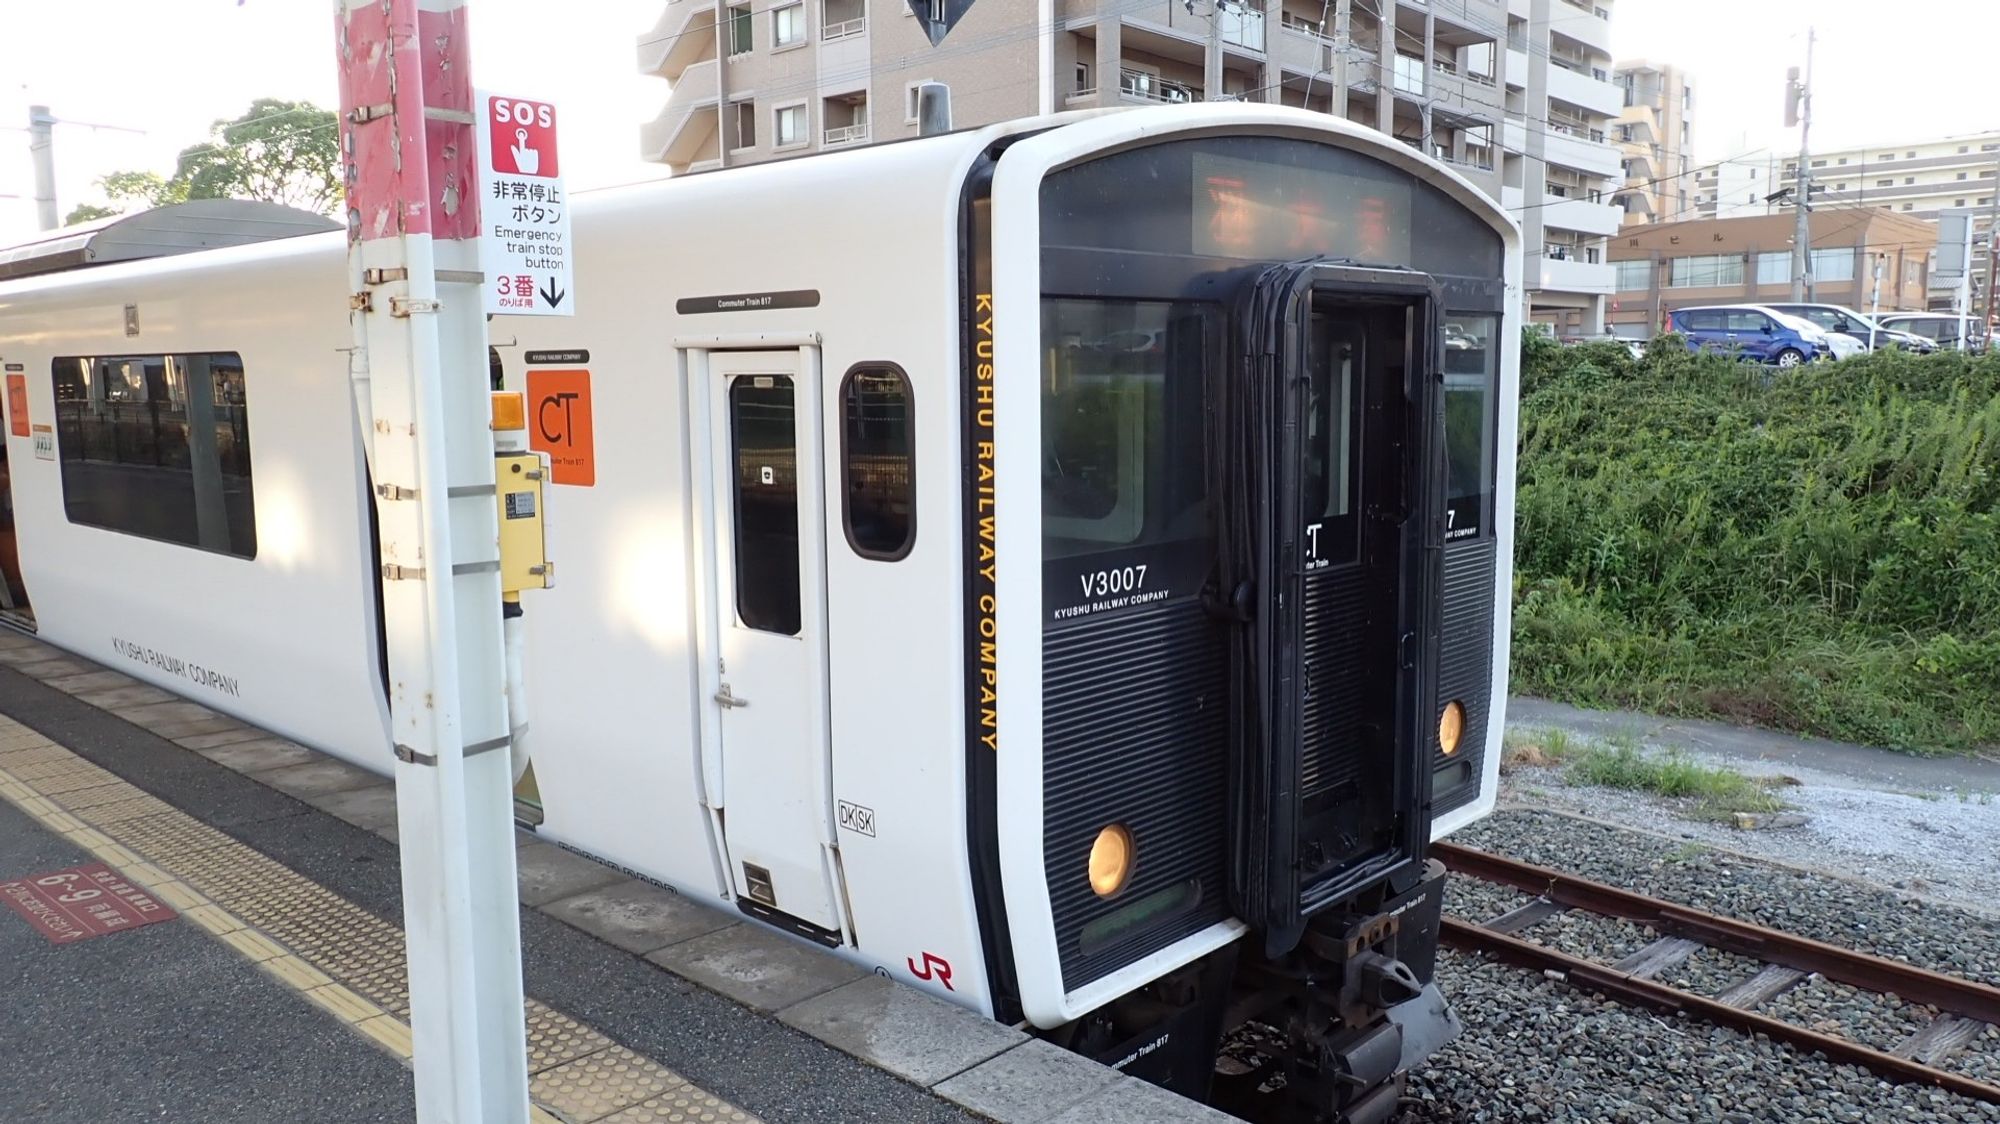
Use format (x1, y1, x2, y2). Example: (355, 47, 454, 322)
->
(1604, 208, 1935, 338)
(638, 0, 1627, 330)
(1609, 59, 1694, 225)
(1780, 131, 2000, 311)
(1692, 151, 1779, 220)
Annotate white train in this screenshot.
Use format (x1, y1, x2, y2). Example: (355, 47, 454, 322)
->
(0, 104, 1517, 1121)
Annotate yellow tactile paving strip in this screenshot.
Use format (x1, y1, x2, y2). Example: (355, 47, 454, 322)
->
(0, 712, 758, 1124)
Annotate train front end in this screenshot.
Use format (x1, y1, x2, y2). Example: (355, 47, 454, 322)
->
(963, 106, 1518, 1122)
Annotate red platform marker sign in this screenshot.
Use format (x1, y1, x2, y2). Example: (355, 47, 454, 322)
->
(0, 862, 178, 944)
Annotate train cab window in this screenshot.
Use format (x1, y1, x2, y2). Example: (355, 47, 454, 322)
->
(728, 374, 802, 635)
(1442, 317, 1497, 541)
(51, 353, 256, 559)
(1040, 299, 1208, 559)
(839, 365, 915, 560)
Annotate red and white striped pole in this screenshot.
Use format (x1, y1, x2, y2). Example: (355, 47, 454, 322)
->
(334, 3, 531, 1121)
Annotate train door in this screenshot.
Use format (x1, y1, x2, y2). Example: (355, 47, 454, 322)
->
(697, 349, 845, 942)
(1225, 265, 1440, 955)
(0, 372, 32, 627)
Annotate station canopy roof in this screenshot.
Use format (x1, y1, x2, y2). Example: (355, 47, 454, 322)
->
(0, 199, 340, 282)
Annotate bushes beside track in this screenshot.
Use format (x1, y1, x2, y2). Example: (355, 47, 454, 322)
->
(1510, 333, 2000, 755)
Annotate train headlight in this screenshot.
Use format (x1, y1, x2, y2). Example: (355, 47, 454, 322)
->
(1439, 700, 1466, 755)
(1088, 824, 1133, 897)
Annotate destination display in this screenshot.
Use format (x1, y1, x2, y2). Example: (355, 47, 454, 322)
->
(1191, 152, 1412, 264)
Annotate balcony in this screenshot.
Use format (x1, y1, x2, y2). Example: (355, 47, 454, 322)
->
(822, 92, 868, 147)
(639, 57, 720, 170)
(1120, 68, 1201, 104)
(1536, 254, 1616, 296)
(1540, 192, 1622, 236)
(1543, 119, 1622, 178)
(1549, 0, 1612, 55)
(1547, 60, 1622, 117)
(1219, 3, 1265, 51)
(637, 0, 718, 81)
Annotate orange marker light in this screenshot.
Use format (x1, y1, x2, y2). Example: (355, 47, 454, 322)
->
(1439, 700, 1466, 755)
(491, 391, 526, 432)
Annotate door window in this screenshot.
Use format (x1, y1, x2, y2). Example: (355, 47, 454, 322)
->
(1725, 311, 1769, 332)
(1678, 310, 1722, 332)
(729, 375, 802, 635)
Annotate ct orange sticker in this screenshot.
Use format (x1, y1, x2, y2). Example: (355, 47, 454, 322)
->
(526, 368, 593, 486)
(6, 374, 27, 438)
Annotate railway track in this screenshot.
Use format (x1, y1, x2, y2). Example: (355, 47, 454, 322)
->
(1432, 840, 2000, 1106)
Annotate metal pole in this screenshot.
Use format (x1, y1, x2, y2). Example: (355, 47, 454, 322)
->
(1983, 147, 2000, 330)
(28, 105, 57, 231)
(333, 3, 531, 1122)
(1204, 0, 1225, 101)
(1331, 0, 1351, 118)
(1868, 254, 1881, 350)
(1789, 28, 1813, 303)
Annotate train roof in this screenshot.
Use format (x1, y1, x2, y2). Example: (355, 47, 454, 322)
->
(0, 200, 340, 283)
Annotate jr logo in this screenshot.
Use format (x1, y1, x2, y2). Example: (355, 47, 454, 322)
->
(908, 952, 954, 992)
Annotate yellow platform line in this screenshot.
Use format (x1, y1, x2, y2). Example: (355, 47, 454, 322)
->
(0, 713, 758, 1124)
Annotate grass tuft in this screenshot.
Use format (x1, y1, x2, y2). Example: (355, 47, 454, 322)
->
(1562, 742, 1789, 820)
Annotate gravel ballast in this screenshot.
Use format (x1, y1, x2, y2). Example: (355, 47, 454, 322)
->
(1403, 808, 2000, 1122)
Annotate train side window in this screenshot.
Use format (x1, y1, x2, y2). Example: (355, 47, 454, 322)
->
(838, 364, 915, 561)
(729, 374, 802, 635)
(1441, 316, 1496, 542)
(51, 353, 257, 559)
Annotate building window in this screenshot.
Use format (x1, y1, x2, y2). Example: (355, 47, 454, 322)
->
(774, 103, 806, 147)
(1837, 157, 1847, 165)
(1961, 146, 1971, 154)
(1613, 259, 1651, 290)
(1906, 177, 1915, 185)
(1959, 172, 1970, 181)
(839, 365, 915, 561)
(1074, 61, 1093, 96)
(1393, 53, 1425, 95)
(1958, 199, 1968, 207)
(728, 99, 755, 149)
(727, 3, 753, 54)
(52, 353, 257, 559)
(1810, 159, 1826, 168)
(1907, 151, 1917, 158)
(1902, 203, 1913, 211)
(773, 3, 804, 47)
(1755, 251, 1790, 286)
(1810, 247, 1854, 283)
(1877, 179, 1893, 188)
(1881, 154, 1894, 161)
(1668, 253, 1744, 288)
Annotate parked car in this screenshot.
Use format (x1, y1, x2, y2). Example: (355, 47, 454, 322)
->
(1764, 303, 1937, 354)
(1667, 305, 1834, 367)
(1558, 333, 1646, 359)
(1874, 313, 1990, 353)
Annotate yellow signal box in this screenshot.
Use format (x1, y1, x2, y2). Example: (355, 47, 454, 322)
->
(496, 451, 551, 594)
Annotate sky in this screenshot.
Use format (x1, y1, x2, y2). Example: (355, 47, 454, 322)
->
(0, 0, 1995, 241)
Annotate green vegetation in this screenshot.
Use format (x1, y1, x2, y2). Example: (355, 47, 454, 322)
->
(1512, 334, 2000, 755)
(1562, 740, 1788, 819)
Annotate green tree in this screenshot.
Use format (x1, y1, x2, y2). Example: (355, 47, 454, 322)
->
(62, 203, 118, 226)
(79, 99, 342, 219)
(168, 98, 341, 215)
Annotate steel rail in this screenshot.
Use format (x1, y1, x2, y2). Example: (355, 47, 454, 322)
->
(1431, 841, 2000, 1026)
(1438, 917, 2000, 1106)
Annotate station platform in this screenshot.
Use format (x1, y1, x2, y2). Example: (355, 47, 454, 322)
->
(0, 629, 1228, 1124)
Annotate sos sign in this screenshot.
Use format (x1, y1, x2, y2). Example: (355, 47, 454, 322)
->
(488, 97, 558, 179)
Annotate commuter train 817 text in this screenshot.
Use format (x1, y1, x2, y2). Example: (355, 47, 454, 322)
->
(0, 104, 1518, 1122)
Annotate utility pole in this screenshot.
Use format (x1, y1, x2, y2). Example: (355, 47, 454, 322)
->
(28, 105, 56, 231)
(1330, 0, 1351, 118)
(333, 3, 532, 1123)
(1203, 0, 1225, 101)
(1983, 145, 2000, 328)
(1785, 28, 1814, 302)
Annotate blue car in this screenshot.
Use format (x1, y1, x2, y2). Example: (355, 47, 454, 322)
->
(1668, 305, 1832, 368)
